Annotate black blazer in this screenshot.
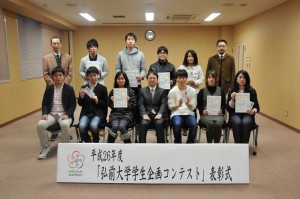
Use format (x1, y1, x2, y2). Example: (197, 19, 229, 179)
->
(41, 84, 76, 118)
(139, 86, 167, 117)
(78, 83, 108, 120)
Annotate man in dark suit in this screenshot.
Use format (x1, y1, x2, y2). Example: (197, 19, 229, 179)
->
(78, 66, 108, 143)
(139, 71, 167, 143)
(207, 39, 236, 93)
(43, 36, 73, 141)
(43, 36, 73, 86)
(36, 66, 76, 159)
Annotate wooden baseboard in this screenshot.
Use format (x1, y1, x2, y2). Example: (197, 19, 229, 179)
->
(259, 112, 300, 134)
(0, 108, 41, 128)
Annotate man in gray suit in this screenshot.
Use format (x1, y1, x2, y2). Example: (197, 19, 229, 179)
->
(139, 71, 167, 143)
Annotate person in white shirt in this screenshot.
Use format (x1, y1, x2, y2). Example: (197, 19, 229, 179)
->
(168, 69, 197, 143)
(178, 49, 204, 94)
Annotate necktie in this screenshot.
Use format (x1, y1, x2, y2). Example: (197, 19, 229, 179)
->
(219, 55, 223, 87)
(55, 54, 61, 66)
(150, 88, 155, 100)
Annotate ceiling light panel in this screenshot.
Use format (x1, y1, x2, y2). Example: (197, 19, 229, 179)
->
(79, 13, 96, 21)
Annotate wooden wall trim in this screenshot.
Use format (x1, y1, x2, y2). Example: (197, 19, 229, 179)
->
(0, 108, 41, 128)
(259, 112, 300, 134)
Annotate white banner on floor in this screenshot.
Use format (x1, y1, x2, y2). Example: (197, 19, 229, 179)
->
(57, 143, 249, 184)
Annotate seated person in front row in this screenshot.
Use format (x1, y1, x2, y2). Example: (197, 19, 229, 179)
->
(78, 66, 108, 143)
(139, 71, 167, 143)
(197, 70, 226, 143)
(37, 66, 76, 159)
(226, 70, 260, 143)
(107, 71, 136, 144)
(168, 69, 197, 143)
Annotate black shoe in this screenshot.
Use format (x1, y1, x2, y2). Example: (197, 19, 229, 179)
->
(50, 133, 58, 141)
(70, 135, 73, 140)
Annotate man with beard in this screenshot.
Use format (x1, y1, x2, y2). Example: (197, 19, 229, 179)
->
(206, 39, 236, 93)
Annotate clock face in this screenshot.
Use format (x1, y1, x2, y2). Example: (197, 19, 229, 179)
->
(145, 30, 155, 41)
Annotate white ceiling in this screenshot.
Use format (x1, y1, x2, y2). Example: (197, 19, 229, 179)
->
(28, 0, 287, 26)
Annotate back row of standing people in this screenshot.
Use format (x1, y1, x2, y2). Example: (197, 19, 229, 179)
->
(42, 33, 235, 93)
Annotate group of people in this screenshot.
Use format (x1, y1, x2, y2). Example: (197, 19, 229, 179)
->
(36, 32, 260, 159)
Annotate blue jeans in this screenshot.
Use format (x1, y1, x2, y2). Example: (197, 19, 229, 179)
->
(79, 114, 102, 143)
(230, 114, 253, 143)
(171, 115, 197, 143)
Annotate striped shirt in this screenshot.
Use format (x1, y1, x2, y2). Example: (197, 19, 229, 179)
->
(51, 84, 66, 116)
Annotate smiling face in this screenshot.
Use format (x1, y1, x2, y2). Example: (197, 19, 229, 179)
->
(87, 72, 98, 85)
(236, 73, 246, 86)
(117, 74, 126, 88)
(147, 73, 158, 87)
(176, 75, 187, 87)
(53, 72, 65, 86)
(187, 52, 194, 65)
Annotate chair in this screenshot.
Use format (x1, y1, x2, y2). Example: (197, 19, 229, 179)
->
(226, 122, 259, 155)
(106, 120, 136, 143)
(46, 123, 74, 141)
(197, 120, 228, 143)
(73, 121, 107, 143)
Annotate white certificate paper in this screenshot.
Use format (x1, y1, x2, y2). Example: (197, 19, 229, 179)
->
(113, 88, 128, 108)
(87, 61, 101, 71)
(207, 96, 221, 115)
(158, 72, 170, 89)
(235, 93, 250, 113)
(84, 87, 95, 99)
(126, 70, 138, 87)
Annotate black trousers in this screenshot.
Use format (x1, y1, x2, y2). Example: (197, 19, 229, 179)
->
(139, 114, 165, 143)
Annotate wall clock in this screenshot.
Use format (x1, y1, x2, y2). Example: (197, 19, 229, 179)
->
(145, 30, 155, 41)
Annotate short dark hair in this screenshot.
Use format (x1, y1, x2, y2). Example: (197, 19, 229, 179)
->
(86, 38, 99, 49)
(157, 46, 168, 55)
(182, 50, 198, 66)
(125, 32, 137, 42)
(216, 39, 227, 46)
(51, 66, 65, 76)
(146, 71, 158, 79)
(233, 70, 251, 91)
(114, 71, 130, 88)
(175, 69, 188, 79)
(205, 70, 217, 87)
(50, 36, 61, 44)
(86, 66, 99, 77)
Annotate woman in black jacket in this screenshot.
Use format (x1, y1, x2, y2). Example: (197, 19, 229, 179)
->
(226, 70, 260, 143)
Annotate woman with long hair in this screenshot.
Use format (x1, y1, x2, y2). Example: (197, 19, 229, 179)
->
(107, 71, 136, 143)
(226, 70, 260, 143)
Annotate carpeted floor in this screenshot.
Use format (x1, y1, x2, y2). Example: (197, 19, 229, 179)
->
(0, 108, 300, 199)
